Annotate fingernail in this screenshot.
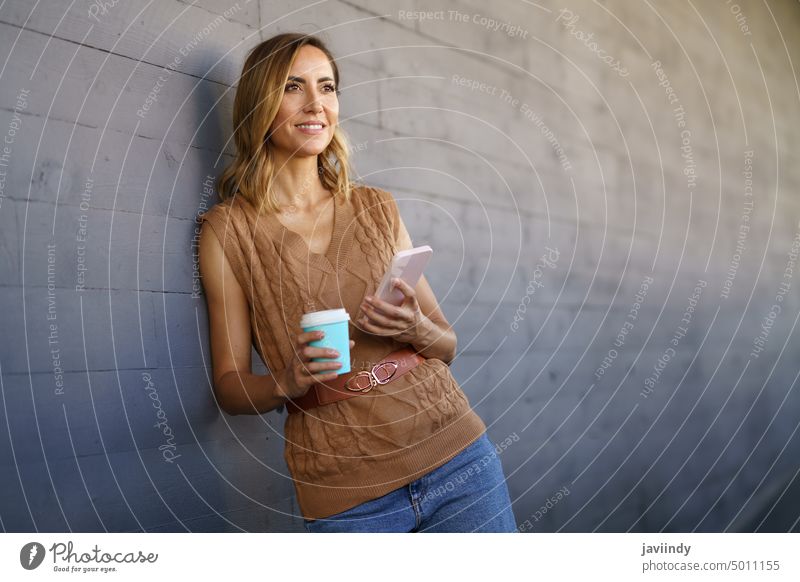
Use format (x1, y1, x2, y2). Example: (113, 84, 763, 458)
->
(365, 296, 372, 302)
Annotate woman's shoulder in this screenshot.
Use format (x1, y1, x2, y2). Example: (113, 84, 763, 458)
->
(198, 196, 233, 221)
(197, 197, 252, 253)
(197, 196, 253, 231)
(353, 182, 394, 201)
(351, 183, 400, 219)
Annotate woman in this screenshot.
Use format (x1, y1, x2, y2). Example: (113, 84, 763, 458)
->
(198, 32, 516, 532)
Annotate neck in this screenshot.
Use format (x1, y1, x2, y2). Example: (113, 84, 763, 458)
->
(270, 152, 325, 210)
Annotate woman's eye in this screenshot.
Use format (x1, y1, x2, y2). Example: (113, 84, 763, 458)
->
(284, 82, 335, 93)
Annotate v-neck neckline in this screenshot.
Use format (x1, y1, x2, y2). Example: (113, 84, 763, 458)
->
(261, 191, 353, 274)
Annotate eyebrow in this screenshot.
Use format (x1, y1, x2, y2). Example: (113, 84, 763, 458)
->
(286, 75, 335, 83)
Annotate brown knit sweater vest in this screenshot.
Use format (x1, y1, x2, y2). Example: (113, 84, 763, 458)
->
(198, 184, 486, 520)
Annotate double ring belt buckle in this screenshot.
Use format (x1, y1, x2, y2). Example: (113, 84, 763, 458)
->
(343, 360, 399, 393)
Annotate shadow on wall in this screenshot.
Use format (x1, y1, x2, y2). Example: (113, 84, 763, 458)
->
(728, 466, 800, 532)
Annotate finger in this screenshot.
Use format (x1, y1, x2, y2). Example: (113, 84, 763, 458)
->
(303, 345, 341, 359)
(303, 360, 343, 374)
(296, 332, 320, 361)
(360, 305, 397, 328)
(300, 330, 325, 345)
(359, 316, 392, 336)
(391, 277, 416, 296)
(298, 360, 340, 380)
(363, 296, 402, 318)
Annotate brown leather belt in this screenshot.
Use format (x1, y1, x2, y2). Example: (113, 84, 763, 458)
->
(285, 347, 426, 414)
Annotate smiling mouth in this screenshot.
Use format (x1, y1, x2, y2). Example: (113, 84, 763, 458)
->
(295, 123, 325, 129)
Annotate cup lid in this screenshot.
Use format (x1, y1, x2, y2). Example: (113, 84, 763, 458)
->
(300, 308, 350, 328)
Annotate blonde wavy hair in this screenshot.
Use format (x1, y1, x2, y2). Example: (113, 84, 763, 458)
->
(217, 32, 354, 214)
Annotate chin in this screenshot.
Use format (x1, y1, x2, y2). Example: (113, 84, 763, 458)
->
(269, 143, 324, 158)
(294, 146, 328, 158)
(291, 139, 332, 157)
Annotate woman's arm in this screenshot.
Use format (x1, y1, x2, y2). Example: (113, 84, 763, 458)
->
(199, 221, 288, 415)
(406, 274, 457, 364)
(358, 214, 458, 364)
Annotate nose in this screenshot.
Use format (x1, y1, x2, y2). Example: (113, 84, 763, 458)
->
(303, 86, 324, 113)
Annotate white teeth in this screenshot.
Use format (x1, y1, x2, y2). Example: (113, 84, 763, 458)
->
(297, 124, 323, 129)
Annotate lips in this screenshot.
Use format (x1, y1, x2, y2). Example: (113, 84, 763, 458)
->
(294, 122, 326, 136)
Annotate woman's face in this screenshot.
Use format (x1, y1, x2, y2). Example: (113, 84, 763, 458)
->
(268, 45, 339, 159)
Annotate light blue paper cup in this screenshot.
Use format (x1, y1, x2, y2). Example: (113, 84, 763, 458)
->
(301, 308, 351, 375)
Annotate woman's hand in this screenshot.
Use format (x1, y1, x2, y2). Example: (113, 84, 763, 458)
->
(357, 278, 430, 344)
(277, 330, 355, 400)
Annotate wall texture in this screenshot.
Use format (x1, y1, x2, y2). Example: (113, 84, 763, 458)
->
(1, 0, 799, 532)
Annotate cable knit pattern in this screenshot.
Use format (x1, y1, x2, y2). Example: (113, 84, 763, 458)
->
(198, 184, 486, 520)
(352, 186, 398, 284)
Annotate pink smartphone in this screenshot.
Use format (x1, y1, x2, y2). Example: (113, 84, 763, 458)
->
(375, 245, 433, 306)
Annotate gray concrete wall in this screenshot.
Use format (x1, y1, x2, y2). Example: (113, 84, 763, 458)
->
(1, 0, 798, 532)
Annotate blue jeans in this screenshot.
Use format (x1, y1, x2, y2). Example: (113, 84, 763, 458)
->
(303, 432, 517, 532)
